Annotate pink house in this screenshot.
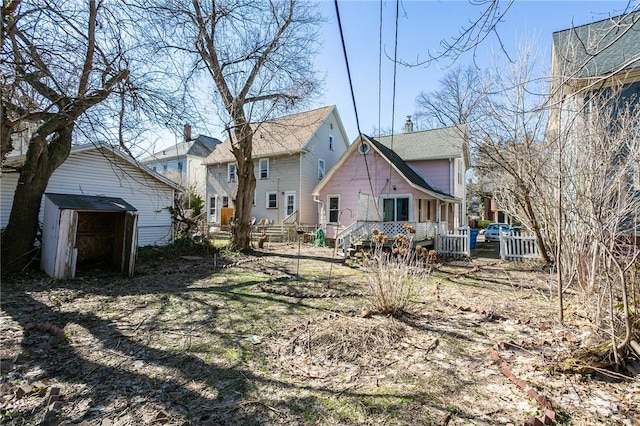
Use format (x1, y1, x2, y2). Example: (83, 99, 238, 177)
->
(313, 124, 469, 251)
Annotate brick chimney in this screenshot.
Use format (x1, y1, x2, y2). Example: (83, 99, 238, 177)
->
(183, 123, 192, 142)
(404, 115, 413, 133)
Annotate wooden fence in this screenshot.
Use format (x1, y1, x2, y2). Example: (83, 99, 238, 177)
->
(437, 227, 470, 257)
(499, 233, 540, 261)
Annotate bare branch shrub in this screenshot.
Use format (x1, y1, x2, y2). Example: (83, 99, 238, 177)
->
(362, 224, 436, 316)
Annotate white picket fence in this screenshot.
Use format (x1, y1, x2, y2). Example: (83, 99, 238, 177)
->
(437, 227, 470, 257)
(499, 233, 540, 261)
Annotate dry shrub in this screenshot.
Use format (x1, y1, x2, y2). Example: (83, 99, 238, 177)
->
(363, 226, 436, 315)
(291, 316, 407, 363)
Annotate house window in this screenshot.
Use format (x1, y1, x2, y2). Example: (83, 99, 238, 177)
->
(209, 196, 217, 222)
(177, 161, 183, 172)
(328, 195, 340, 223)
(266, 191, 278, 209)
(152, 166, 157, 172)
(426, 200, 432, 221)
(329, 135, 334, 151)
(382, 196, 409, 222)
(330, 123, 333, 130)
(318, 159, 325, 179)
(358, 142, 370, 154)
(457, 159, 463, 185)
(163, 164, 168, 172)
(227, 163, 236, 182)
(259, 159, 269, 179)
(222, 196, 229, 208)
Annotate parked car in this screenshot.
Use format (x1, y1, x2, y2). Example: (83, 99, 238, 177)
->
(484, 223, 510, 242)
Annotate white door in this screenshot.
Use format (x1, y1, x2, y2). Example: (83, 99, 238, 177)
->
(284, 191, 296, 218)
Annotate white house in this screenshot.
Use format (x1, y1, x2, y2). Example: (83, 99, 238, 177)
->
(139, 124, 221, 200)
(203, 105, 350, 226)
(1, 143, 181, 247)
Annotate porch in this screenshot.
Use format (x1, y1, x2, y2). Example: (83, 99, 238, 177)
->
(334, 221, 471, 258)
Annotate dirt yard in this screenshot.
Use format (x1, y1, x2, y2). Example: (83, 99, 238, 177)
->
(1, 242, 639, 425)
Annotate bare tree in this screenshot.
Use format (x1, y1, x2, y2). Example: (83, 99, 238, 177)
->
(415, 65, 487, 130)
(137, 0, 322, 251)
(1, 0, 133, 271)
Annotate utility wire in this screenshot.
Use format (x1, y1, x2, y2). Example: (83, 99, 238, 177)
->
(333, 0, 378, 220)
(387, 0, 400, 195)
(333, 0, 361, 136)
(378, 0, 383, 136)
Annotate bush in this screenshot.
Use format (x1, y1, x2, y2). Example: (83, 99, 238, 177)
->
(362, 224, 436, 316)
(477, 220, 491, 229)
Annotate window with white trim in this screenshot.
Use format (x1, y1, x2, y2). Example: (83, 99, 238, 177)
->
(329, 135, 334, 151)
(328, 195, 340, 223)
(222, 195, 229, 208)
(318, 159, 325, 179)
(227, 163, 236, 182)
(266, 191, 278, 209)
(382, 196, 410, 222)
(259, 158, 269, 179)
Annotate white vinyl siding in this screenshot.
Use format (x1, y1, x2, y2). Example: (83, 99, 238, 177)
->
(1, 149, 175, 246)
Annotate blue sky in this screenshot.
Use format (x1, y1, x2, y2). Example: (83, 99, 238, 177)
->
(312, 0, 635, 142)
(148, 1, 635, 152)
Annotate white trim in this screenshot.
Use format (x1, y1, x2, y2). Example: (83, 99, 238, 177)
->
(259, 158, 269, 179)
(318, 158, 326, 179)
(266, 191, 278, 209)
(227, 163, 237, 182)
(380, 194, 412, 222)
(209, 195, 218, 222)
(327, 194, 340, 224)
(284, 191, 296, 217)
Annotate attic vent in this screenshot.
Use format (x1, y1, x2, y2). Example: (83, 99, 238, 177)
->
(330, 123, 333, 129)
(358, 142, 370, 155)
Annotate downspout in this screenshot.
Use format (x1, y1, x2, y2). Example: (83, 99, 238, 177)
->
(313, 195, 324, 230)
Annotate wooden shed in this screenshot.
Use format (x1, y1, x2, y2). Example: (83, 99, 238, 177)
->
(41, 193, 138, 279)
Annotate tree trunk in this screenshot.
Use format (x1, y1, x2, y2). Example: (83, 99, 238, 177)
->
(1, 127, 73, 272)
(229, 122, 256, 251)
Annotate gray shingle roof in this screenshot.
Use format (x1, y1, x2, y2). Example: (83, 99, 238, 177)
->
(45, 193, 137, 212)
(375, 124, 467, 162)
(139, 135, 221, 163)
(365, 135, 455, 199)
(553, 11, 640, 79)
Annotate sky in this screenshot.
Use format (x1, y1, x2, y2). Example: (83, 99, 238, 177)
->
(151, 0, 636, 151)
(310, 0, 635, 142)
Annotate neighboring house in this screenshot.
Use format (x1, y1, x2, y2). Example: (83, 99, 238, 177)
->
(313, 123, 469, 244)
(1, 143, 181, 247)
(203, 105, 350, 226)
(140, 124, 221, 200)
(549, 11, 640, 130)
(549, 11, 640, 241)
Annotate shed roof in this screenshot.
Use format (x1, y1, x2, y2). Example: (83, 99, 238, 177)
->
(204, 105, 336, 164)
(552, 11, 640, 79)
(45, 193, 137, 212)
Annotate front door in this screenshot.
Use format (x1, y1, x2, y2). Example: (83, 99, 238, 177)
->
(284, 191, 296, 218)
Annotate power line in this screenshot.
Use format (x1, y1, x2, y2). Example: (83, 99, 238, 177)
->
(333, 0, 361, 136)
